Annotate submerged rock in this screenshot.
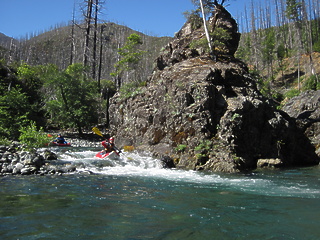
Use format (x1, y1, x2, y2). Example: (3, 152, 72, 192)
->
(109, 5, 319, 172)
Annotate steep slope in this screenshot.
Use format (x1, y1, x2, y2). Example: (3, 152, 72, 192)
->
(0, 33, 18, 58)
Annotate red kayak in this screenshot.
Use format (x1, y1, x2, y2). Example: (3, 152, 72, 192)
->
(51, 142, 72, 147)
(95, 150, 120, 160)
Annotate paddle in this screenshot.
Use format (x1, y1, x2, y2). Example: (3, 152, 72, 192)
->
(92, 127, 104, 138)
(92, 127, 122, 154)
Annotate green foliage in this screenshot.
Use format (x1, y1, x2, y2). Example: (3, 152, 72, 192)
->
(18, 121, 51, 149)
(175, 144, 187, 153)
(0, 137, 11, 146)
(119, 81, 146, 100)
(101, 79, 117, 92)
(190, 37, 210, 52)
(235, 36, 251, 62)
(211, 27, 232, 51)
(17, 63, 37, 79)
(194, 140, 212, 152)
(0, 61, 104, 138)
(111, 34, 145, 80)
(0, 85, 30, 139)
(43, 63, 98, 133)
(261, 28, 275, 64)
(285, 89, 300, 99)
(276, 44, 286, 61)
(285, 0, 302, 21)
(313, 40, 320, 53)
(0, 62, 45, 128)
(272, 91, 285, 103)
(190, 27, 231, 54)
(17, 63, 44, 102)
(183, 11, 202, 30)
(302, 75, 320, 91)
(231, 113, 240, 121)
(195, 153, 207, 160)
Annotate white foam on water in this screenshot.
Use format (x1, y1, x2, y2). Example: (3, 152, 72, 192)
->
(53, 148, 320, 198)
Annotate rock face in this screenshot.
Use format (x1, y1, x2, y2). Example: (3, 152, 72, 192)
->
(156, 5, 240, 71)
(109, 6, 319, 172)
(282, 90, 320, 156)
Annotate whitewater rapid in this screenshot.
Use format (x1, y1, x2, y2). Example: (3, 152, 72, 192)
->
(48, 148, 320, 199)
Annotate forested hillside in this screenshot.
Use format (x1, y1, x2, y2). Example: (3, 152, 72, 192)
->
(0, 10, 171, 142)
(0, 22, 172, 86)
(235, 0, 320, 103)
(0, 19, 172, 143)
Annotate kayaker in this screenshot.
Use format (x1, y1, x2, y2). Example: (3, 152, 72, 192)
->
(56, 134, 66, 144)
(102, 137, 120, 154)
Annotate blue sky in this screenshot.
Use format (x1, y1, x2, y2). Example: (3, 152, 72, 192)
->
(0, 0, 246, 39)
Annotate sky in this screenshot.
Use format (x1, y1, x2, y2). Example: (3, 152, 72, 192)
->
(0, 0, 246, 39)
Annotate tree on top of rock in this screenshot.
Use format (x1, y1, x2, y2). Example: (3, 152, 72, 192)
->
(188, 0, 236, 58)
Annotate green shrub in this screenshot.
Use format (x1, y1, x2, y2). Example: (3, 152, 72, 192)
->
(195, 153, 207, 160)
(19, 121, 51, 149)
(231, 113, 240, 121)
(175, 144, 187, 153)
(0, 137, 11, 146)
(119, 81, 146, 100)
(272, 91, 284, 103)
(194, 140, 212, 152)
(284, 89, 300, 99)
(189, 37, 210, 52)
(303, 75, 319, 91)
(313, 40, 320, 52)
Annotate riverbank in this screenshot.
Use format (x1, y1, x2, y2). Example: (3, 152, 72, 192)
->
(0, 133, 104, 176)
(0, 143, 75, 176)
(1, 130, 319, 176)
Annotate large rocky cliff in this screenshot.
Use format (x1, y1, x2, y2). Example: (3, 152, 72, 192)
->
(109, 6, 319, 172)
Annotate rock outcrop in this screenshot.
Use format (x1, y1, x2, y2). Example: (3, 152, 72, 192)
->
(109, 5, 319, 172)
(282, 90, 320, 156)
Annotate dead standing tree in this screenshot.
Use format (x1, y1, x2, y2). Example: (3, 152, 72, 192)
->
(80, 0, 105, 81)
(199, 0, 213, 54)
(192, 0, 228, 60)
(83, 0, 93, 68)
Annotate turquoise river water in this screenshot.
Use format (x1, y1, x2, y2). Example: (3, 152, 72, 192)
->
(0, 147, 320, 240)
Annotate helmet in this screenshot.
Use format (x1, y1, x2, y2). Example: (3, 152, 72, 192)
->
(109, 137, 114, 142)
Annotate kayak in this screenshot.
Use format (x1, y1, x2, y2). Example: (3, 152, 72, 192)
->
(51, 142, 72, 147)
(95, 150, 120, 160)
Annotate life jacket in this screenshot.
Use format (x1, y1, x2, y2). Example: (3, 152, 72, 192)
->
(56, 137, 65, 144)
(102, 141, 114, 152)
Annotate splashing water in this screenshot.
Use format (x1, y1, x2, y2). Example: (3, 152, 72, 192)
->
(1, 147, 320, 239)
(52, 148, 320, 199)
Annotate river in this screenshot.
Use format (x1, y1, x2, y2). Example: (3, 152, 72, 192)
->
(1, 147, 320, 239)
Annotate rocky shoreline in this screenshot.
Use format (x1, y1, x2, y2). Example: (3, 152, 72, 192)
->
(0, 143, 71, 176)
(0, 136, 102, 176)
